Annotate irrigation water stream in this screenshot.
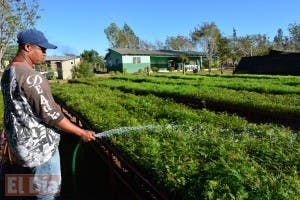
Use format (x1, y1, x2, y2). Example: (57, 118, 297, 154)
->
(71, 124, 171, 200)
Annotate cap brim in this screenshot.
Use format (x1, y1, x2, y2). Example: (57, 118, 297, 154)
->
(38, 42, 57, 49)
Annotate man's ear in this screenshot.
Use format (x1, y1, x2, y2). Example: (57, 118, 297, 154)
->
(23, 44, 32, 52)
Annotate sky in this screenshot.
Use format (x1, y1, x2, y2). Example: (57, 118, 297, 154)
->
(35, 0, 299, 57)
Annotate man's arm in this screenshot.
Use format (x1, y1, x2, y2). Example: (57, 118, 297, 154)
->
(56, 117, 96, 142)
(18, 69, 96, 142)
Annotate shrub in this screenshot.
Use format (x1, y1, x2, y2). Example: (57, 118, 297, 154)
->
(169, 67, 175, 72)
(72, 61, 95, 78)
(152, 66, 159, 72)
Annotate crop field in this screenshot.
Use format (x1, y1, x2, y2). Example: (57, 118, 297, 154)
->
(50, 74, 300, 200)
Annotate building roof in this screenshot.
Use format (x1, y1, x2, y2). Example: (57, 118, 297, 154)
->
(105, 48, 205, 59)
(45, 55, 80, 61)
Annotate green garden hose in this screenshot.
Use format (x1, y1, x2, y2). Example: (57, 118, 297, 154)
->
(70, 125, 163, 198)
(71, 139, 82, 199)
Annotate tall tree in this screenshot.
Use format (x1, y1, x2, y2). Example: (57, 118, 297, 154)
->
(0, 0, 40, 68)
(230, 28, 241, 68)
(288, 23, 300, 51)
(104, 22, 140, 49)
(273, 28, 285, 50)
(191, 22, 221, 74)
(122, 23, 139, 49)
(104, 23, 122, 48)
(217, 36, 231, 73)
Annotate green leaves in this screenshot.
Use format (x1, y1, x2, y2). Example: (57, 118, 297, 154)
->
(71, 61, 95, 79)
(51, 75, 300, 199)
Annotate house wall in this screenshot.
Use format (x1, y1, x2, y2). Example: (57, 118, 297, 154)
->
(48, 61, 57, 70)
(150, 57, 169, 70)
(106, 51, 123, 72)
(47, 57, 80, 79)
(122, 55, 150, 73)
(104, 49, 209, 73)
(61, 57, 81, 79)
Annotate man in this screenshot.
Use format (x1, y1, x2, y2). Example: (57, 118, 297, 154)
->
(0, 29, 96, 199)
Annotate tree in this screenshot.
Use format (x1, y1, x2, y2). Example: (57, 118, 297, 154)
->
(288, 23, 300, 51)
(81, 49, 100, 64)
(217, 36, 231, 74)
(0, 0, 40, 68)
(191, 22, 221, 74)
(104, 23, 122, 48)
(230, 28, 242, 69)
(80, 49, 105, 72)
(139, 39, 156, 50)
(253, 34, 271, 55)
(273, 28, 285, 50)
(122, 23, 139, 49)
(176, 54, 189, 74)
(165, 35, 194, 51)
(1, 44, 17, 65)
(103, 23, 116, 47)
(236, 34, 270, 57)
(139, 39, 167, 50)
(104, 22, 140, 49)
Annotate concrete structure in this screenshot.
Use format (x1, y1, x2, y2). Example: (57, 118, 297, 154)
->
(45, 56, 81, 79)
(104, 48, 209, 73)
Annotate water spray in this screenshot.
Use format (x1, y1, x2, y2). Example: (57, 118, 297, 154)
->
(71, 124, 167, 199)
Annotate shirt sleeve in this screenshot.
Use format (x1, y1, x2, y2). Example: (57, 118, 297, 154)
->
(21, 71, 64, 126)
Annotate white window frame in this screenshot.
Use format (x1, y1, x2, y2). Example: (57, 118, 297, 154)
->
(133, 57, 141, 64)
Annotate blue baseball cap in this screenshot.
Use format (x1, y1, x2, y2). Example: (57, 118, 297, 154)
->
(17, 28, 57, 49)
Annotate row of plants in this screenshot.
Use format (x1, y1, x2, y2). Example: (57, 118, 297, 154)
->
(68, 77, 300, 122)
(110, 74, 300, 95)
(51, 82, 300, 200)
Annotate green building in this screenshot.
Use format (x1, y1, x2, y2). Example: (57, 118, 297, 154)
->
(104, 48, 208, 73)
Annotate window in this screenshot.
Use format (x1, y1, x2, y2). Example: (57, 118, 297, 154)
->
(133, 57, 141, 64)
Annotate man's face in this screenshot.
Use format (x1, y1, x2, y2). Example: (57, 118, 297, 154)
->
(28, 45, 47, 65)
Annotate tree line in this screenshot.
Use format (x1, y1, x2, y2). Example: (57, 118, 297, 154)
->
(1, 0, 299, 70)
(104, 22, 300, 68)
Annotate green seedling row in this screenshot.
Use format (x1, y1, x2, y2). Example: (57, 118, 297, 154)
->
(111, 74, 300, 95)
(51, 82, 300, 200)
(68, 76, 300, 121)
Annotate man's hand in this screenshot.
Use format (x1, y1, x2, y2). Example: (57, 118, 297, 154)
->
(80, 130, 96, 142)
(56, 117, 97, 142)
